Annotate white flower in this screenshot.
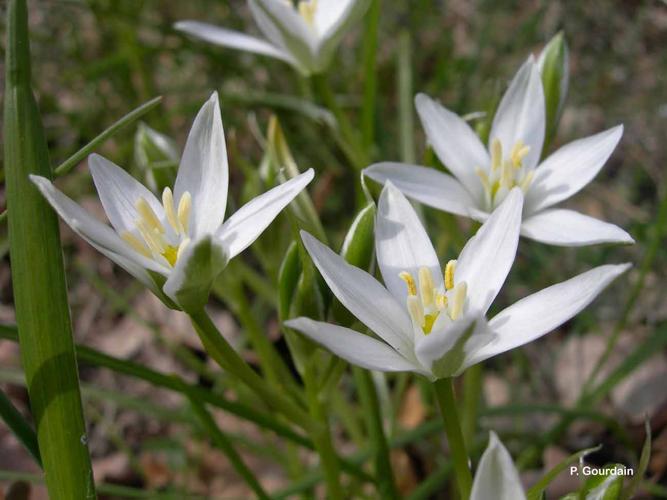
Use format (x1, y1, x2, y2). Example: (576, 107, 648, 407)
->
(470, 432, 526, 500)
(364, 57, 633, 247)
(285, 183, 629, 380)
(31, 92, 313, 311)
(175, 0, 370, 75)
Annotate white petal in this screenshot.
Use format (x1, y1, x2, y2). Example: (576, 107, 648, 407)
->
(300, 231, 416, 358)
(174, 21, 297, 65)
(218, 169, 314, 259)
(414, 312, 495, 379)
(29, 176, 169, 288)
(249, 0, 318, 70)
(163, 235, 228, 311)
(471, 263, 631, 364)
(415, 93, 489, 203)
(525, 125, 623, 213)
(364, 162, 476, 217)
(521, 209, 634, 246)
(376, 182, 442, 304)
(314, 0, 355, 38)
(456, 188, 523, 314)
(490, 57, 545, 171)
(175, 92, 229, 238)
(89, 154, 164, 235)
(471, 432, 526, 500)
(285, 317, 422, 373)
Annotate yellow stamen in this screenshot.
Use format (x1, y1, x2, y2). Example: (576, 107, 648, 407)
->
(162, 187, 182, 234)
(176, 238, 191, 261)
(423, 314, 437, 335)
(475, 167, 491, 191)
(121, 231, 151, 258)
(418, 267, 435, 307)
(177, 192, 192, 234)
(136, 198, 163, 234)
(436, 293, 448, 309)
(298, 0, 317, 25)
(399, 271, 417, 296)
(519, 170, 534, 192)
(136, 219, 165, 255)
(449, 282, 467, 320)
(406, 295, 425, 328)
(444, 260, 457, 290)
(510, 141, 530, 168)
(162, 245, 179, 266)
(491, 138, 503, 171)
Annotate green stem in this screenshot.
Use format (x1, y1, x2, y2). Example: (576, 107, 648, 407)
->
(353, 368, 398, 499)
(432, 378, 472, 500)
(4, 1, 96, 498)
(304, 359, 344, 500)
(187, 307, 315, 433)
(397, 30, 416, 164)
(187, 395, 270, 500)
(461, 363, 483, 448)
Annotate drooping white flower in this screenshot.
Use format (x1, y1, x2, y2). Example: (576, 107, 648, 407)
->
(470, 432, 526, 500)
(286, 183, 629, 379)
(31, 92, 313, 311)
(364, 57, 633, 247)
(175, 0, 371, 75)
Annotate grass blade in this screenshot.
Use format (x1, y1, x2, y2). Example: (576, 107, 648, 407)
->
(0, 388, 41, 466)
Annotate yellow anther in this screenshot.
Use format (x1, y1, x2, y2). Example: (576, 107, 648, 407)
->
(418, 267, 435, 307)
(136, 198, 163, 234)
(136, 219, 166, 255)
(162, 245, 179, 267)
(177, 192, 192, 234)
(475, 167, 491, 191)
(406, 295, 425, 328)
(510, 141, 530, 168)
(162, 187, 182, 235)
(436, 293, 448, 309)
(491, 138, 503, 171)
(121, 231, 151, 258)
(449, 281, 467, 321)
(399, 271, 417, 296)
(423, 314, 437, 335)
(444, 260, 457, 290)
(298, 0, 317, 25)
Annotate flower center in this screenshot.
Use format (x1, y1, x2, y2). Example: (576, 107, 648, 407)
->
(121, 187, 192, 268)
(476, 138, 534, 210)
(399, 260, 468, 335)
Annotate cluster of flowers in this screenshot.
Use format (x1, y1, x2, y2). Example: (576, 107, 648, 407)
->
(32, 1, 632, 494)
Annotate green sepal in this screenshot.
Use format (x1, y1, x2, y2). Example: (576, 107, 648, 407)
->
(134, 122, 178, 192)
(539, 32, 569, 151)
(167, 235, 229, 313)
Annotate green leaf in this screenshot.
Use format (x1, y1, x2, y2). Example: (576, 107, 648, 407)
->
(0, 388, 41, 467)
(526, 445, 601, 500)
(3, 1, 96, 497)
(582, 464, 624, 500)
(621, 420, 651, 500)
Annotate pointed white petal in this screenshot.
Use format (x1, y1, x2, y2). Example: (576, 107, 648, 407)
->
(249, 0, 318, 71)
(89, 154, 163, 235)
(521, 209, 634, 246)
(490, 57, 545, 170)
(163, 235, 228, 311)
(526, 125, 623, 213)
(415, 312, 495, 379)
(285, 317, 422, 373)
(29, 176, 169, 288)
(364, 162, 476, 217)
(315, 0, 371, 69)
(301, 231, 415, 358)
(456, 188, 523, 314)
(376, 182, 442, 304)
(471, 432, 526, 500)
(175, 92, 229, 238)
(174, 21, 297, 65)
(471, 263, 631, 364)
(415, 93, 489, 203)
(218, 169, 314, 259)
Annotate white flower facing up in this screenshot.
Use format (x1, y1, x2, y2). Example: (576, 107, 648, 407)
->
(470, 432, 527, 500)
(364, 57, 634, 247)
(175, 0, 371, 75)
(286, 183, 630, 380)
(31, 92, 314, 311)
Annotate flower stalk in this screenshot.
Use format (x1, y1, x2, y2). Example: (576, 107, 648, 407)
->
(3, 0, 95, 497)
(433, 378, 473, 500)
